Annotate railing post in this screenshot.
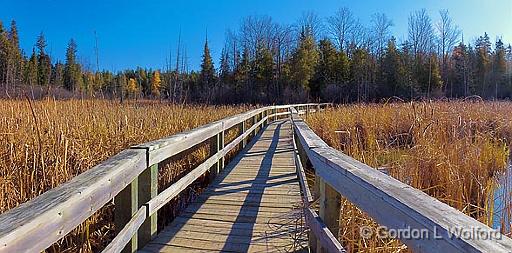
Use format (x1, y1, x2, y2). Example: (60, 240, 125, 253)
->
(220, 130, 225, 170)
(209, 131, 221, 182)
(138, 163, 158, 249)
(239, 121, 246, 149)
(253, 114, 258, 135)
(115, 180, 138, 252)
(316, 175, 341, 252)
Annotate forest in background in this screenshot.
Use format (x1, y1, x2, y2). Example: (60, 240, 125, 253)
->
(0, 8, 511, 104)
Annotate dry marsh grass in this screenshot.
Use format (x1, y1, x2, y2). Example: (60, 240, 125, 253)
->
(306, 101, 512, 252)
(0, 99, 248, 251)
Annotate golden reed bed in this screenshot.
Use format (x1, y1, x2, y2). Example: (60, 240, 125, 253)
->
(0, 99, 247, 251)
(306, 101, 512, 252)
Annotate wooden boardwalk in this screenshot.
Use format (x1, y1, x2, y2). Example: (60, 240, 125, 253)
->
(141, 120, 308, 253)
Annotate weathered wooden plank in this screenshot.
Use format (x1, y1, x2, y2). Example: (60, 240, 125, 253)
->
(304, 207, 345, 253)
(292, 112, 512, 253)
(138, 163, 158, 249)
(168, 217, 300, 232)
(115, 176, 138, 252)
(0, 149, 146, 253)
(103, 206, 147, 253)
(143, 120, 307, 252)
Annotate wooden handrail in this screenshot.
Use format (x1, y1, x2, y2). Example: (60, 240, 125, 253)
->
(0, 103, 329, 253)
(290, 107, 512, 253)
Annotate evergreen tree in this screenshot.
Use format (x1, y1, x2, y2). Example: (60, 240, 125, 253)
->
(7, 20, 22, 87)
(291, 28, 319, 95)
(219, 48, 231, 84)
(475, 33, 492, 96)
(51, 61, 64, 87)
(0, 21, 9, 86)
(64, 39, 81, 91)
(36, 32, 51, 86)
(251, 44, 273, 102)
(24, 48, 38, 86)
(233, 47, 250, 101)
(451, 43, 470, 97)
(381, 37, 408, 97)
(493, 39, 507, 98)
(199, 38, 215, 92)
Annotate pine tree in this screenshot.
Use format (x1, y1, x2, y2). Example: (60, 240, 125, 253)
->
(8, 20, 22, 87)
(233, 47, 250, 101)
(64, 39, 81, 91)
(312, 39, 338, 99)
(251, 44, 273, 102)
(0, 21, 10, 86)
(36, 32, 51, 86)
(381, 37, 408, 97)
(24, 48, 38, 86)
(291, 28, 319, 93)
(493, 39, 506, 98)
(475, 33, 492, 96)
(219, 48, 231, 84)
(51, 61, 64, 87)
(199, 38, 215, 92)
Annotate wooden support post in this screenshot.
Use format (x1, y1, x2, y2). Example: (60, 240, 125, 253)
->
(317, 104, 320, 112)
(317, 175, 341, 252)
(115, 179, 138, 253)
(138, 163, 158, 249)
(253, 115, 258, 136)
(219, 130, 225, 170)
(209, 133, 221, 183)
(239, 121, 246, 149)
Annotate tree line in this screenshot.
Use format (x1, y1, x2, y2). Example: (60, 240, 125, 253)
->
(0, 8, 511, 103)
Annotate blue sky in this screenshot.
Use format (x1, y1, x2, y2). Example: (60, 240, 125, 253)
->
(1, 0, 511, 72)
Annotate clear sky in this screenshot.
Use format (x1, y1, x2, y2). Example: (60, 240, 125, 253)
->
(1, 0, 511, 72)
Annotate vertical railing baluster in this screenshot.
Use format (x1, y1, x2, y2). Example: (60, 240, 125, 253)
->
(316, 176, 341, 252)
(209, 131, 221, 183)
(138, 163, 158, 248)
(115, 180, 138, 253)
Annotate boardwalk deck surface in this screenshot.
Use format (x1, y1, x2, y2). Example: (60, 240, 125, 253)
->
(141, 120, 307, 252)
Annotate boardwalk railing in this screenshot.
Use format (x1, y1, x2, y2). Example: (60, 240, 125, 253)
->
(289, 107, 512, 253)
(0, 103, 328, 253)
(2, 102, 510, 253)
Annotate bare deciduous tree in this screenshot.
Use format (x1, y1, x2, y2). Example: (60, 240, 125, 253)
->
(408, 9, 435, 55)
(436, 9, 461, 65)
(371, 13, 394, 58)
(327, 7, 355, 51)
(296, 11, 324, 41)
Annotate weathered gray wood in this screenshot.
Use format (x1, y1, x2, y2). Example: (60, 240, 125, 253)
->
(146, 152, 221, 215)
(138, 163, 158, 249)
(145, 115, 269, 216)
(0, 149, 146, 253)
(142, 120, 307, 253)
(115, 178, 139, 253)
(292, 110, 512, 253)
(104, 206, 147, 253)
(239, 121, 246, 149)
(209, 133, 221, 183)
(318, 177, 341, 239)
(305, 208, 345, 253)
(0, 104, 328, 253)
